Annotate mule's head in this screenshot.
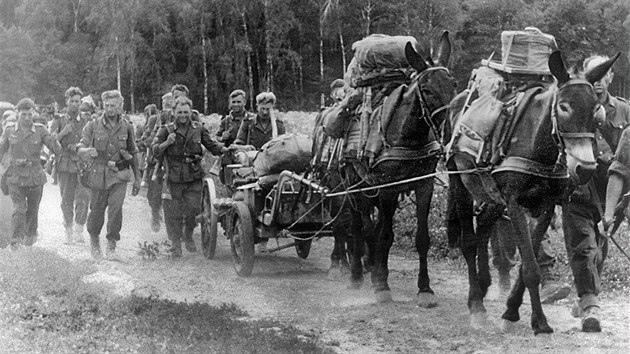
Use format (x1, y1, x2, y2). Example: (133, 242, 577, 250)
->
(549, 51, 620, 184)
(405, 31, 458, 128)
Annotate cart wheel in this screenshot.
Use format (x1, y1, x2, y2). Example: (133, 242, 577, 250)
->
(201, 179, 219, 259)
(230, 201, 255, 276)
(295, 239, 312, 259)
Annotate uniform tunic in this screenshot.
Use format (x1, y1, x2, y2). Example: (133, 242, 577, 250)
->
(562, 94, 630, 309)
(234, 115, 285, 150)
(0, 122, 60, 245)
(77, 114, 138, 242)
(54, 113, 91, 227)
(153, 120, 224, 245)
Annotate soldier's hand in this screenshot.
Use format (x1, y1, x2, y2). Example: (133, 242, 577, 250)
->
(88, 147, 98, 158)
(166, 133, 177, 145)
(132, 180, 141, 196)
(59, 124, 73, 137)
(221, 131, 231, 141)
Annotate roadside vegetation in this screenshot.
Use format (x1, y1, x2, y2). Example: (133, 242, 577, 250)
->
(0, 247, 332, 353)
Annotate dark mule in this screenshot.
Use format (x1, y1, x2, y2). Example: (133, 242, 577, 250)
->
(321, 32, 457, 303)
(448, 51, 619, 334)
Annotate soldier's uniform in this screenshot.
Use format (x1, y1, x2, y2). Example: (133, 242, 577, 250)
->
(153, 120, 224, 256)
(77, 114, 138, 254)
(217, 111, 255, 147)
(234, 115, 285, 150)
(139, 110, 171, 229)
(0, 121, 60, 247)
(54, 113, 91, 242)
(562, 94, 630, 322)
(608, 126, 630, 188)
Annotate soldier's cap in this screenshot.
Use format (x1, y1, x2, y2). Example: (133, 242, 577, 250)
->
(256, 92, 276, 105)
(330, 78, 347, 90)
(229, 89, 246, 99)
(79, 101, 93, 113)
(2, 110, 15, 119)
(162, 92, 173, 101)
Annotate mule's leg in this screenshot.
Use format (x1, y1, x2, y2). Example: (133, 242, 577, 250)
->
(348, 208, 365, 289)
(328, 199, 351, 281)
(415, 181, 438, 308)
(502, 200, 553, 334)
(372, 195, 398, 303)
(362, 208, 376, 273)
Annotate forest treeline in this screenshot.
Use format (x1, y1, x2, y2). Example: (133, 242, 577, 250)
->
(0, 0, 628, 114)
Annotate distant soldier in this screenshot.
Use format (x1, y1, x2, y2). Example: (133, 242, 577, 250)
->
(233, 91, 285, 252)
(152, 96, 227, 257)
(76, 90, 141, 259)
(0, 98, 61, 249)
(52, 87, 93, 244)
(140, 93, 173, 232)
(217, 89, 255, 146)
(562, 54, 630, 332)
(234, 91, 285, 150)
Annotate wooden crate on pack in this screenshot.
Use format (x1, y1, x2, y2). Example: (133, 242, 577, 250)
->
(482, 27, 557, 75)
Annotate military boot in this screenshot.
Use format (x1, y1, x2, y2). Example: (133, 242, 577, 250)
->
(540, 272, 571, 304)
(170, 239, 182, 258)
(106, 240, 117, 260)
(90, 234, 101, 259)
(498, 268, 511, 296)
(64, 224, 74, 245)
(183, 226, 197, 253)
(74, 224, 85, 244)
(582, 306, 602, 332)
(151, 210, 161, 233)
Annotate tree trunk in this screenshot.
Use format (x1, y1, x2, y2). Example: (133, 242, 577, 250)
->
(319, 23, 325, 107)
(201, 23, 209, 115)
(263, 0, 273, 91)
(337, 18, 346, 74)
(116, 54, 121, 93)
(241, 13, 255, 110)
(130, 72, 135, 112)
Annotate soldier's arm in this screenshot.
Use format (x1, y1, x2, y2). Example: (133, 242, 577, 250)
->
(41, 125, 62, 155)
(141, 115, 157, 147)
(216, 117, 226, 137)
(76, 120, 94, 149)
(126, 122, 140, 180)
(277, 119, 286, 135)
(604, 127, 630, 226)
(152, 126, 169, 158)
(233, 120, 248, 145)
(0, 128, 9, 160)
(201, 126, 227, 156)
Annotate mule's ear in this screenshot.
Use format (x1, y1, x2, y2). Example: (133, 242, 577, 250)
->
(549, 50, 570, 85)
(434, 31, 452, 67)
(406, 42, 428, 73)
(585, 52, 621, 84)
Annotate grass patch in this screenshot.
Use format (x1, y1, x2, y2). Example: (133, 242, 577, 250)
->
(0, 247, 332, 353)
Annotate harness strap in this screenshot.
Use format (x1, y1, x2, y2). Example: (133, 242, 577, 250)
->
(491, 156, 568, 179)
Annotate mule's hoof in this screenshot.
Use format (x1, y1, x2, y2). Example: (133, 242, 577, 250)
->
(327, 267, 343, 282)
(470, 312, 492, 331)
(534, 324, 554, 335)
(375, 290, 393, 303)
(500, 319, 518, 333)
(417, 292, 438, 308)
(347, 279, 363, 290)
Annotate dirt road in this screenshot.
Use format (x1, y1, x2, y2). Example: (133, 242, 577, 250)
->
(9, 179, 630, 353)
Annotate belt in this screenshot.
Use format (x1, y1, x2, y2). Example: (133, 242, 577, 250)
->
(169, 154, 202, 163)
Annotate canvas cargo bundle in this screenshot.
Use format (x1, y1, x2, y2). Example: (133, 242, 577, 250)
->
(498, 27, 557, 74)
(252, 133, 313, 177)
(346, 34, 417, 87)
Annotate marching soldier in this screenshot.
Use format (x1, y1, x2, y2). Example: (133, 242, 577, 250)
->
(562, 54, 630, 332)
(233, 91, 285, 252)
(234, 91, 285, 150)
(52, 87, 92, 244)
(152, 96, 227, 258)
(76, 90, 141, 259)
(0, 98, 61, 249)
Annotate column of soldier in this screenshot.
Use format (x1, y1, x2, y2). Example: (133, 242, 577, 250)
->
(0, 54, 628, 334)
(0, 84, 284, 260)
